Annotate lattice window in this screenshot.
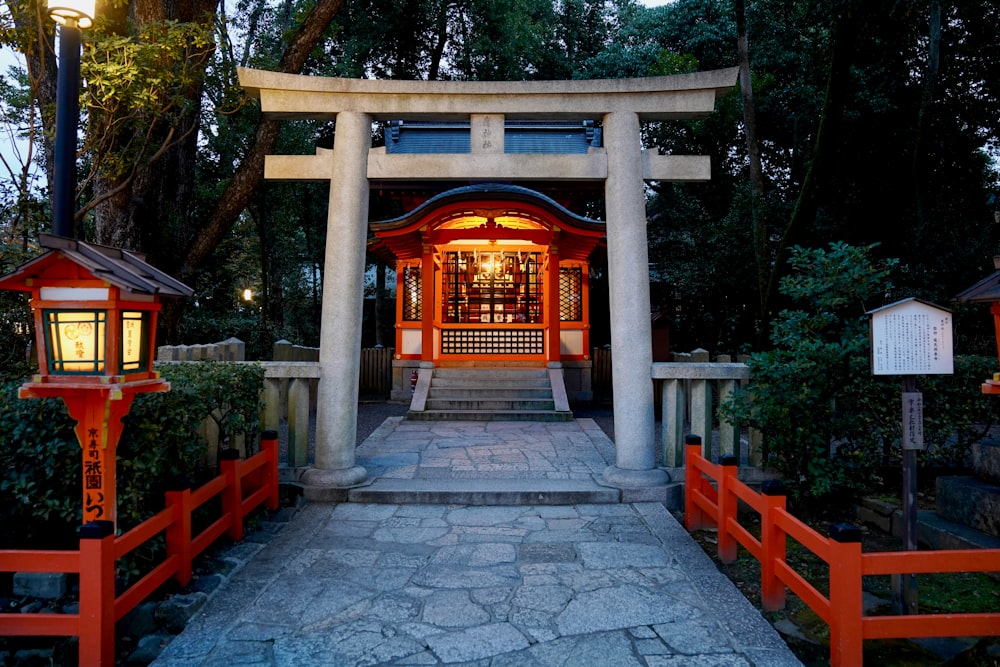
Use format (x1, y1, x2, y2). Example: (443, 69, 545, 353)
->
(441, 329, 544, 355)
(440, 251, 543, 324)
(560, 267, 583, 321)
(402, 265, 422, 321)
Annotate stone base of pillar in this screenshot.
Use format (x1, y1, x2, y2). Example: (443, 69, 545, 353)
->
(601, 465, 670, 488)
(301, 465, 368, 502)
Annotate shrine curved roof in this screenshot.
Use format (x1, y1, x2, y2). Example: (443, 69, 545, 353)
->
(369, 184, 605, 263)
(370, 183, 604, 233)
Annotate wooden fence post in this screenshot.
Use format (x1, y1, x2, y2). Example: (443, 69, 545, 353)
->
(718, 456, 738, 563)
(78, 520, 116, 666)
(165, 480, 194, 587)
(684, 435, 705, 531)
(261, 431, 280, 511)
(220, 449, 244, 541)
(829, 523, 864, 667)
(760, 480, 787, 611)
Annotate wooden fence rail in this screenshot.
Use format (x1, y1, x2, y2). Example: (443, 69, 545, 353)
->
(0, 433, 280, 666)
(683, 436, 1000, 666)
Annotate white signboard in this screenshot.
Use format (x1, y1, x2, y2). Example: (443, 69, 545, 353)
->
(869, 298, 953, 376)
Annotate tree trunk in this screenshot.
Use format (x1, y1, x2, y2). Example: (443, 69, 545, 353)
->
(735, 0, 768, 345)
(911, 0, 941, 229)
(178, 0, 346, 282)
(156, 0, 345, 340)
(89, 0, 218, 258)
(765, 2, 859, 319)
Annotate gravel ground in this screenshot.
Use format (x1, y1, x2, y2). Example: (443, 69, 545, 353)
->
(356, 400, 410, 444)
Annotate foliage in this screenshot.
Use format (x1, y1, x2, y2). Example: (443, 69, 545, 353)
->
(724, 242, 1000, 503)
(0, 361, 264, 549)
(642, 0, 1000, 353)
(721, 243, 893, 501)
(1, 0, 998, 368)
(0, 385, 80, 548)
(81, 19, 215, 181)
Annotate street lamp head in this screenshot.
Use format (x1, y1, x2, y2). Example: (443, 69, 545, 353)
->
(47, 0, 95, 28)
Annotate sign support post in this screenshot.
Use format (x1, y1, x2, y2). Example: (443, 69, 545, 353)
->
(868, 298, 953, 616)
(894, 375, 921, 614)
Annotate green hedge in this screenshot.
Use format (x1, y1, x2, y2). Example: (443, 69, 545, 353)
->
(0, 361, 264, 549)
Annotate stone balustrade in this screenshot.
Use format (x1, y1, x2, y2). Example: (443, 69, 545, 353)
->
(652, 352, 759, 470)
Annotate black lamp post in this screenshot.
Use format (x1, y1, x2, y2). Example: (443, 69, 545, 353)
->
(47, 0, 94, 238)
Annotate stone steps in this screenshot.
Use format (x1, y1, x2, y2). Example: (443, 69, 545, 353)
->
(424, 398, 557, 411)
(935, 440, 1000, 540)
(408, 366, 572, 421)
(348, 478, 620, 504)
(429, 387, 554, 399)
(407, 409, 573, 422)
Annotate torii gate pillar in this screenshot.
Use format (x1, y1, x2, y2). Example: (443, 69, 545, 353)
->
(601, 110, 668, 487)
(300, 111, 371, 490)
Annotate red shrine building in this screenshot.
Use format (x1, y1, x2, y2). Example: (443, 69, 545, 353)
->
(367, 122, 608, 402)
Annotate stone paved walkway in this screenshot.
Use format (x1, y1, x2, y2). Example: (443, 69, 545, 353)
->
(357, 418, 616, 481)
(150, 419, 802, 666)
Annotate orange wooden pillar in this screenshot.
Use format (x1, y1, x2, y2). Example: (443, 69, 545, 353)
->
(261, 431, 280, 511)
(760, 480, 788, 611)
(61, 390, 135, 527)
(684, 435, 705, 530)
(164, 483, 194, 587)
(220, 449, 244, 541)
(717, 456, 738, 563)
(828, 523, 864, 666)
(421, 242, 435, 362)
(546, 243, 561, 362)
(78, 520, 116, 666)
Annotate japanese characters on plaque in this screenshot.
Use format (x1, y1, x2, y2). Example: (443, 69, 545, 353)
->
(869, 298, 954, 376)
(901, 392, 925, 450)
(84, 426, 105, 521)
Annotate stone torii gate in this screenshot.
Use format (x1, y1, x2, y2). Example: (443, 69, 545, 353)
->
(238, 67, 738, 495)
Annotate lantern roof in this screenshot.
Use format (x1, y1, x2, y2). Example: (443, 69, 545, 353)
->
(0, 234, 193, 298)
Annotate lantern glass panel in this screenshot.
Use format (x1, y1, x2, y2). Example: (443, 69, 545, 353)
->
(43, 309, 106, 373)
(120, 310, 148, 372)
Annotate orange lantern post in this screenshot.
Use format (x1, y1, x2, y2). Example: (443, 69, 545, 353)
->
(0, 234, 192, 527)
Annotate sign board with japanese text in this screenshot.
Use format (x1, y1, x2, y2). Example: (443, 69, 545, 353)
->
(869, 298, 954, 376)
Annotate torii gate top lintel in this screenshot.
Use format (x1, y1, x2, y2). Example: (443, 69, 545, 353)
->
(237, 66, 739, 121)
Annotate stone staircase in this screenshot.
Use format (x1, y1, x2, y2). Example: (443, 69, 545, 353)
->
(407, 366, 574, 421)
(935, 440, 1000, 542)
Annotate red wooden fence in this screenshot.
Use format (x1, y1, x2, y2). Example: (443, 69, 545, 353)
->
(683, 436, 1000, 666)
(0, 432, 280, 666)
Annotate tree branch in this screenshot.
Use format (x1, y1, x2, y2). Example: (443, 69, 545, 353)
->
(179, 0, 346, 282)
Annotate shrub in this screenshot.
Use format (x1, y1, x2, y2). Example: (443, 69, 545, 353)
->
(0, 361, 264, 548)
